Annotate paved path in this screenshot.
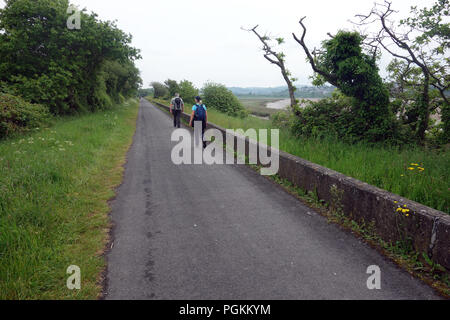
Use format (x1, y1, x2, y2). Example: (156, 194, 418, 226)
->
(105, 99, 440, 300)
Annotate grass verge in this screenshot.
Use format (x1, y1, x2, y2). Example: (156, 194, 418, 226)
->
(0, 99, 139, 299)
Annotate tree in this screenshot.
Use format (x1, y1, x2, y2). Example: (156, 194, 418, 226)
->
(164, 79, 180, 97)
(244, 25, 298, 109)
(353, 0, 449, 141)
(0, 0, 141, 114)
(178, 80, 199, 105)
(292, 19, 393, 142)
(202, 82, 247, 117)
(151, 82, 168, 99)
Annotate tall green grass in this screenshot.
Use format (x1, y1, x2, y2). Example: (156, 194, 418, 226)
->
(279, 134, 449, 214)
(0, 99, 139, 299)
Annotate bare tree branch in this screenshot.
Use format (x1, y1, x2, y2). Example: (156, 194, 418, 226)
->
(292, 17, 339, 87)
(243, 25, 298, 108)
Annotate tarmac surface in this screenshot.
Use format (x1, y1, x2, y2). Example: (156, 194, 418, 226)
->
(105, 99, 440, 300)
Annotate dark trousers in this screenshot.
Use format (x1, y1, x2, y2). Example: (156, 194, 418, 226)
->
(193, 120, 207, 148)
(173, 110, 181, 128)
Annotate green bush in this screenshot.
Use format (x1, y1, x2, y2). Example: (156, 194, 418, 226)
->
(427, 103, 450, 147)
(271, 110, 291, 128)
(0, 93, 50, 138)
(178, 80, 199, 105)
(202, 82, 248, 118)
(151, 82, 169, 99)
(291, 92, 407, 144)
(439, 103, 450, 145)
(0, 0, 141, 115)
(310, 31, 394, 142)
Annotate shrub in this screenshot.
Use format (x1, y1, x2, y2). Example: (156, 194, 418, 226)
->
(151, 82, 169, 99)
(178, 80, 199, 105)
(164, 79, 180, 98)
(428, 103, 450, 146)
(310, 31, 394, 142)
(291, 91, 407, 144)
(0, 0, 141, 114)
(271, 110, 291, 128)
(0, 93, 50, 139)
(202, 82, 248, 118)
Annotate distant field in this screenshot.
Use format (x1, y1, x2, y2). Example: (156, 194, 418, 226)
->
(239, 97, 325, 118)
(238, 97, 286, 118)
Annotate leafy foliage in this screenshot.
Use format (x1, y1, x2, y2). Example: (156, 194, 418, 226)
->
(310, 31, 394, 142)
(354, 0, 449, 142)
(316, 32, 389, 107)
(0, 93, 50, 138)
(151, 82, 169, 99)
(385, 0, 449, 144)
(178, 80, 199, 105)
(138, 88, 154, 98)
(0, 0, 141, 115)
(164, 79, 180, 98)
(201, 82, 248, 117)
(401, 0, 449, 55)
(290, 91, 406, 144)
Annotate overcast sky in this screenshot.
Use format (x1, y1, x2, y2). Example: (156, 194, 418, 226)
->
(0, 0, 438, 88)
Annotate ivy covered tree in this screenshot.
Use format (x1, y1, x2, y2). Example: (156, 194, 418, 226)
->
(293, 19, 393, 142)
(151, 82, 168, 99)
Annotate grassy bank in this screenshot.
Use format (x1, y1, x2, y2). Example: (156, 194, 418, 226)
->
(151, 97, 449, 213)
(0, 99, 139, 299)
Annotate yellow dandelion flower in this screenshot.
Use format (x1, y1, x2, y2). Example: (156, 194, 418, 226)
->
(396, 208, 402, 212)
(394, 201, 398, 204)
(408, 167, 415, 171)
(406, 214, 410, 217)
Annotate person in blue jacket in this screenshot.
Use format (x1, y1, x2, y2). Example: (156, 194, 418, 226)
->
(189, 96, 208, 149)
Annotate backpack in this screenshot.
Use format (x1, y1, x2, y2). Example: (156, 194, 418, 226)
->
(194, 104, 206, 121)
(174, 97, 182, 110)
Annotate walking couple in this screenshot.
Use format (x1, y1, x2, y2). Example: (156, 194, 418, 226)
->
(170, 93, 208, 148)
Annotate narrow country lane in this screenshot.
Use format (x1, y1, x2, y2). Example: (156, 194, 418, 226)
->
(104, 99, 440, 300)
